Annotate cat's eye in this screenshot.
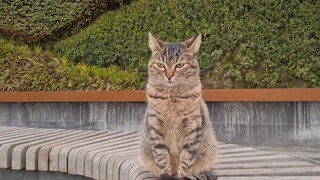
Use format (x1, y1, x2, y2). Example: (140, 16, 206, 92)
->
(175, 63, 185, 68)
(157, 63, 165, 68)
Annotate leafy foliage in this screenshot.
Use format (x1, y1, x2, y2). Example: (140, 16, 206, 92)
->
(55, 0, 320, 88)
(0, 0, 131, 43)
(0, 38, 142, 91)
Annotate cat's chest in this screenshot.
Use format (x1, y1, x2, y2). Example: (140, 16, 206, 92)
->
(152, 98, 197, 117)
(165, 120, 183, 155)
(152, 99, 200, 155)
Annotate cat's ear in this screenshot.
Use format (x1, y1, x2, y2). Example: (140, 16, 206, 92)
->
(183, 33, 201, 55)
(148, 32, 165, 54)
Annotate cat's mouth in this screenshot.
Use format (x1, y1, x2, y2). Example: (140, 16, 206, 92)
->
(165, 80, 178, 87)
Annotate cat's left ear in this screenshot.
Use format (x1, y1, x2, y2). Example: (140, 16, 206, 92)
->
(183, 33, 201, 55)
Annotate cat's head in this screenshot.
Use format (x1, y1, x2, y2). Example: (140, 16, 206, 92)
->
(147, 33, 201, 87)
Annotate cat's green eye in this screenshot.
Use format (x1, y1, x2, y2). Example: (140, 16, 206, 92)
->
(157, 63, 165, 68)
(175, 63, 185, 68)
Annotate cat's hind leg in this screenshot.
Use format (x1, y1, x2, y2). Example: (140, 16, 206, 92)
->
(185, 134, 217, 180)
(139, 136, 161, 176)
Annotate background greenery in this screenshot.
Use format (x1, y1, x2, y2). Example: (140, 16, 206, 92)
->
(1, 0, 319, 90)
(0, 38, 142, 90)
(0, 0, 131, 43)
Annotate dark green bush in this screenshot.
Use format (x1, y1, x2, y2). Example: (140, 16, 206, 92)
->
(55, 0, 320, 88)
(0, 0, 131, 43)
(0, 38, 142, 91)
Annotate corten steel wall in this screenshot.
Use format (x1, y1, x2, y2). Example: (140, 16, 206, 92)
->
(0, 89, 320, 147)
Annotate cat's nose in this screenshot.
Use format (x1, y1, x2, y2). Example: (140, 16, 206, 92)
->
(166, 71, 174, 80)
(167, 75, 173, 80)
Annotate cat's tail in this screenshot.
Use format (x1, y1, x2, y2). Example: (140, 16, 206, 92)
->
(183, 171, 218, 180)
(159, 171, 218, 180)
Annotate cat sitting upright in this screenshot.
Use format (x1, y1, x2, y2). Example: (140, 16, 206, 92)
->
(139, 33, 217, 180)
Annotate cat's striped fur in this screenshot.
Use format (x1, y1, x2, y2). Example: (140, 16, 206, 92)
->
(139, 33, 217, 180)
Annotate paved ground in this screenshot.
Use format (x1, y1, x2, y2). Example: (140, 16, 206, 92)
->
(254, 145, 320, 164)
(1, 126, 320, 180)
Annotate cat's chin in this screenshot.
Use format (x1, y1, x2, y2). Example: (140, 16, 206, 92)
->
(164, 81, 179, 87)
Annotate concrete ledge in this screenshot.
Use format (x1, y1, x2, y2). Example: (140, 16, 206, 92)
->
(0, 126, 320, 180)
(1, 101, 320, 147)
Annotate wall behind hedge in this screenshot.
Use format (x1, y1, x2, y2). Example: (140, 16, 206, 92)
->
(55, 0, 320, 88)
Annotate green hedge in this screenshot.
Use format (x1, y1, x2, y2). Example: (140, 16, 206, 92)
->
(0, 38, 142, 91)
(55, 0, 320, 88)
(0, 0, 131, 43)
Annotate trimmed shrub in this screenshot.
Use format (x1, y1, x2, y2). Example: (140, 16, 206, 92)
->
(55, 0, 320, 88)
(0, 38, 142, 91)
(0, 0, 131, 43)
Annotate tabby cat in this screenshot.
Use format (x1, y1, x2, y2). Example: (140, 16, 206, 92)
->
(139, 33, 217, 180)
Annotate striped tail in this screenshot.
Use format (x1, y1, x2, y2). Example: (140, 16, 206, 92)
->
(183, 171, 218, 180)
(159, 171, 218, 180)
(159, 174, 178, 180)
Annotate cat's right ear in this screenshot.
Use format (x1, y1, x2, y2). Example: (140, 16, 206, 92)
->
(148, 32, 165, 54)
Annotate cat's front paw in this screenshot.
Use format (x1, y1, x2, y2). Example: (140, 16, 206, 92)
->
(159, 174, 178, 180)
